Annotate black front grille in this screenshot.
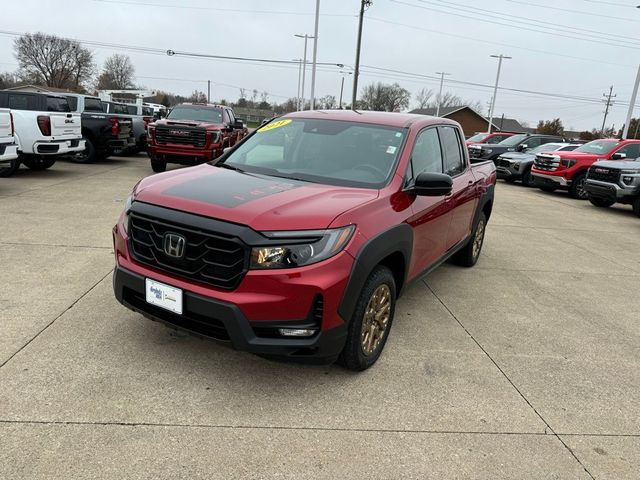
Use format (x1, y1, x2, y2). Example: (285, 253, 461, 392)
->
(496, 159, 511, 168)
(122, 287, 230, 340)
(128, 213, 248, 290)
(588, 167, 620, 183)
(155, 126, 207, 147)
(469, 148, 482, 158)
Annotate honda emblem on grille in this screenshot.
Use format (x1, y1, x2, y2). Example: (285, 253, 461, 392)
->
(163, 233, 186, 259)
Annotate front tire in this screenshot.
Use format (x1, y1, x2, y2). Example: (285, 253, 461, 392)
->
(338, 266, 396, 371)
(569, 172, 588, 199)
(71, 136, 96, 164)
(522, 168, 536, 187)
(21, 155, 56, 171)
(0, 157, 20, 177)
(588, 197, 614, 208)
(452, 212, 487, 267)
(151, 159, 167, 173)
(633, 197, 640, 218)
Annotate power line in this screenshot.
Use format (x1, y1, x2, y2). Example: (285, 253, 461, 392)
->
(366, 16, 633, 68)
(390, 0, 640, 50)
(92, 0, 356, 17)
(582, 0, 637, 6)
(503, 0, 640, 23)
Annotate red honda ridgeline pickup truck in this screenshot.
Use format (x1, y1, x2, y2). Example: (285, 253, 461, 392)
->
(147, 103, 248, 173)
(113, 111, 496, 370)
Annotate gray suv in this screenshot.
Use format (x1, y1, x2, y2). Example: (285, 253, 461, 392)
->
(585, 158, 640, 217)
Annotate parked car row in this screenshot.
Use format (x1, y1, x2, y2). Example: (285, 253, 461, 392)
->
(467, 132, 640, 217)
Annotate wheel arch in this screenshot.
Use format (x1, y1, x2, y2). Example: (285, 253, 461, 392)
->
(338, 224, 412, 324)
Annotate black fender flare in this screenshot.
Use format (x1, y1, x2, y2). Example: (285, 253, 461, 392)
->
(337, 224, 413, 324)
(473, 183, 495, 227)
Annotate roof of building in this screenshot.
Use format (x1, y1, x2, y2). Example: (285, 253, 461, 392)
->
(490, 117, 525, 133)
(410, 105, 526, 133)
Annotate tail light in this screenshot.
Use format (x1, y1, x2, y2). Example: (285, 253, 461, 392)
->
(110, 117, 120, 136)
(10, 111, 14, 136)
(37, 115, 51, 136)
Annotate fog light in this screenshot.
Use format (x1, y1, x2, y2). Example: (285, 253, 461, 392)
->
(623, 176, 633, 185)
(278, 328, 317, 337)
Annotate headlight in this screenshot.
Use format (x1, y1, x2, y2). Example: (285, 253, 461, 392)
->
(560, 159, 577, 168)
(483, 149, 493, 154)
(250, 225, 355, 269)
(210, 131, 220, 144)
(122, 195, 133, 234)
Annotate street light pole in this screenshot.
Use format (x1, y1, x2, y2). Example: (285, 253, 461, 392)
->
(310, 0, 321, 110)
(623, 64, 640, 139)
(435, 71, 451, 117)
(352, 0, 372, 109)
(295, 34, 314, 111)
(487, 54, 511, 133)
(293, 58, 303, 111)
(339, 71, 353, 109)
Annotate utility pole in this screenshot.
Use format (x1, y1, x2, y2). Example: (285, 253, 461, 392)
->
(487, 54, 511, 133)
(435, 71, 451, 117)
(294, 59, 303, 111)
(622, 65, 640, 139)
(339, 71, 353, 109)
(310, 0, 321, 110)
(601, 85, 616, 136)
(295, 34, 314, 110)
(207, 80, 211, 103)
(352, 0, 373, 109)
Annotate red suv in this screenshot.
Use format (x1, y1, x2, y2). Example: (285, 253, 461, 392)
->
(531, 139, 640, 198)
(113, 111, 496, 370)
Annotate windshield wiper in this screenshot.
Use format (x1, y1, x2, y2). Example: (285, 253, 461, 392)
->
(216, 162, 244, 173)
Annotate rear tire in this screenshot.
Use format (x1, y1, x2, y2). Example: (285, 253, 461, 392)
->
(0, 157, 20, 177)
(569, 172, 588, 199)
(338, 266, 396, 371)
(452, 212, 487, 267)
(588, 197, 614, 208)
(21, 155, 56, 171)
(633, 197, 640, 218)
(151, 159, 167, 173)
(71, 136, 96, 164)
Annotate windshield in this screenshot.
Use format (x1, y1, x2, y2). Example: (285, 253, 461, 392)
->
(467, 133, 488, 142)
(574, 140, 619, 154)
(167, 106, 223, 123)
(220, 118, 406, 188)
(529, 143, 563, 154)
(497, 134, 528, 147)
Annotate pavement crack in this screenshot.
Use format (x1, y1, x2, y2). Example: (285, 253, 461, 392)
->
(0, 268, 114, 370)
(423, 280, 596, 480)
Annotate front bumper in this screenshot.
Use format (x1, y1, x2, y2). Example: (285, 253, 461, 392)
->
(0, 143, 18, 164)
(34, 139, 85, 155)
(148, 144, 223, 164)
(531, 171, 569, 187)
(113, 266, 347, 363)
(585, 179, 639, 203)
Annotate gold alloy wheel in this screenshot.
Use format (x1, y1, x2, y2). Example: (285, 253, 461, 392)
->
(360, 284, 392, 356)
(472, 218, 486, 260)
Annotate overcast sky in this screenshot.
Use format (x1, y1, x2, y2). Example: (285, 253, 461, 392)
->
(2, 0, 640, 130)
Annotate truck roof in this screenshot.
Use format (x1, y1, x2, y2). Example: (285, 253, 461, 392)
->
(283, 110, 459, 129)
(179, 102, 227, 109)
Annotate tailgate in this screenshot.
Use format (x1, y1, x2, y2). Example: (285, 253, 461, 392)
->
(0, 109, 12, 144)
(50, 113, 82, 138)
(117, 117, 133, 138)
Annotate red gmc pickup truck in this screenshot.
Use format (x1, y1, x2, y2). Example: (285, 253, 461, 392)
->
(113, 111, 496, 370)
(531, 138, 640, 199)
(147, 103, 248, 172)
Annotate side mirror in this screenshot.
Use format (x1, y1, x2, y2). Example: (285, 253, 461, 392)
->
(232, 119, 244, 129)
(611, 152, 627, 160)
(408, 172, 453, 196)
(517, 144, 528, 152)
(223, 147, 232, 154)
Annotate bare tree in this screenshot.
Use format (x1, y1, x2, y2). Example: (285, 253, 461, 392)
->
(359, 82, 411, 112)
(187, 90, 207, 103)
(251, 89, 258, 104)
(260, 91, 269, 103)
(0, 72, 20, 89)
(319, 95, 337, 109)
(414, 87, 433, 109)
(96, 53, 135, 90)
(14, 32, 95, 90)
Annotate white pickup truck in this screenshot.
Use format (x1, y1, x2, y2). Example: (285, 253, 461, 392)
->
(0, 108, 19, 177)
(0, 90, 85, 176)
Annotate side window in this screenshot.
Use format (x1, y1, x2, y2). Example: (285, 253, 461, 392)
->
(615, 143, 640, 159)
(560, 145, 578, 151)
(227, 109, 236, 124)
(487, 135, 505, 144)
(439, 126, 465, 176)
(409, 127, 443, 179)
(524, 137, 544, 148)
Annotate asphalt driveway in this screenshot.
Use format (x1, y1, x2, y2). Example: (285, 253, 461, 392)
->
(1, 155, 638, 479)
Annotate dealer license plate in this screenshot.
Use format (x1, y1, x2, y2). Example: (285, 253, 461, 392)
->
(145, 278, 183, 315)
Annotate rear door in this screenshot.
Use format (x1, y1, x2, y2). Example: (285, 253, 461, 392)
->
(440, 125, 479, 250)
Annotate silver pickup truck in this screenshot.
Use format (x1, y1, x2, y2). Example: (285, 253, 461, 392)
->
(585, 158, 640, 217)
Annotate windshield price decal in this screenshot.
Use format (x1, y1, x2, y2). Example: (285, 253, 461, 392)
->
(257, 119, 292, 132)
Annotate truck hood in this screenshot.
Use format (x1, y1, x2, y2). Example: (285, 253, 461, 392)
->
(498, 152, 534, 161)
(541, 151, 597, 160)
(154, 119, 225, 130)
(591, 159, 640, 170)
(132, 164, 379, 231)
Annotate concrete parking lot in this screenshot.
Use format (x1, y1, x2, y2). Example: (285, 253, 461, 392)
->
(1, 154, 638, 479)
